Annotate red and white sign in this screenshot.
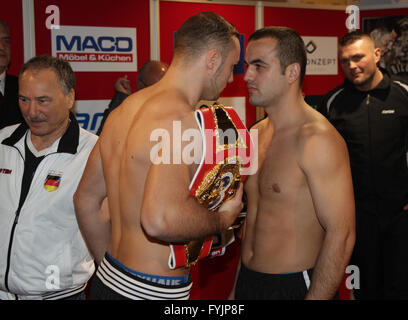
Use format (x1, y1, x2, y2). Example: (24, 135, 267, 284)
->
(51, 26, 137, 72)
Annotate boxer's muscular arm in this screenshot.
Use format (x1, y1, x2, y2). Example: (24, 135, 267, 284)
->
(74, 140, 111, 265)
(141, 162, 244, 243)
(299, 126, 355, 300)
(140, 113, 243, 243)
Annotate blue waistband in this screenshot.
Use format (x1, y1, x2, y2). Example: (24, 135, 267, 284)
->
(106, 252, 190, 285)
(279, 271, 300, 275)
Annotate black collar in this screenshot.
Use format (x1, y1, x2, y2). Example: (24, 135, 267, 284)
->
(2, 112, 80, 154)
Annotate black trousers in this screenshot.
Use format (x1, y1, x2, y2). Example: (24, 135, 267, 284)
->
(351, 208, 408, 299)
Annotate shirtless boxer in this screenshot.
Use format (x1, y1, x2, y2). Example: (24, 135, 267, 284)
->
(74, 12, 243, 300)
(231, 27, 356, 300)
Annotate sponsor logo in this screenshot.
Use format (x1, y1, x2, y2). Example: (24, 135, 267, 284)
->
(0, 168, 12, 174)
(56, 35, 132, 52)
(302, 36, 338, 75)
(56, 35, 133, 63)
(76, 112, 104, 132)
(381, 109, 395, 114)
(74, 100, 110, 134)
(51, 26, 137, 72)
(57, 52, 132, 63)
(305, 40, 317, 54)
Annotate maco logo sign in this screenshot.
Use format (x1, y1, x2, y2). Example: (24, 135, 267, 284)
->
(51, 26, 137, 72)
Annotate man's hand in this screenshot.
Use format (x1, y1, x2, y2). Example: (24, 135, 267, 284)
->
(114, 75, 132, 95)
(404, 203, 408, 211)
(217, 183, 244, 231)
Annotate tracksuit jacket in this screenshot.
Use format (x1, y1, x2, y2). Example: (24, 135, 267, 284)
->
(318, 72, 408, 216)
(0, 114, 97, 299)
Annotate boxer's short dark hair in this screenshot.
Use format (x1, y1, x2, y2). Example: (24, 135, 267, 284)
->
(174, 12, 239, 61)
(249, 26, 307, 86)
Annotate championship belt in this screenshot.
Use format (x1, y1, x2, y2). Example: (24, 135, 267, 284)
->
(168, 103, 253, 270)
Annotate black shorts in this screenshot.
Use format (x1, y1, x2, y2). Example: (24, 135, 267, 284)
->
(235, 263, 313, 300)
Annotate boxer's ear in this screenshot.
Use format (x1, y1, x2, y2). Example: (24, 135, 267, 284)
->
(286, 63, 300, 84)
(206, 48, 222, 74)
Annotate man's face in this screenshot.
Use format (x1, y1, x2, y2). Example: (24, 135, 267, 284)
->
(339, 38, 381, 90)
(19, 68, 74, 142)
(244, 37, 286, 107)
(203, 37, 241, 101)
(0, 24, 11, 74)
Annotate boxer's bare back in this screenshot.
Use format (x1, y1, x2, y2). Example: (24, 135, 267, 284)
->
(98, 85, 198, 277)
(92, 38, 242, 278)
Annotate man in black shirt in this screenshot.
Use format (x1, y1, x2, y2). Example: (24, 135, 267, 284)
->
(318, 31, 408, 300)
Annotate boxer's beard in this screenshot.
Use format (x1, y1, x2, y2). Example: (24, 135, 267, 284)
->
(208, 77, 219, 101)
(247, 84, 265, 107)
(205, 61, 225, 101)
(201, 76, 219, 101)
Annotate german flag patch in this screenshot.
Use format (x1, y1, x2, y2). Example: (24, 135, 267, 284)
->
(44, 171, 62, 192)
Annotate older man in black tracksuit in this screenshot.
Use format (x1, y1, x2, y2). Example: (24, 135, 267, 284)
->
(318, 31, 408, 300)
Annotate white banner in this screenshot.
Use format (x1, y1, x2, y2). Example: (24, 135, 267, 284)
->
(302, 36, 338, 75)
(75, 97, 246, 135)
(51, 26, 137, 72)
(74, 99, 109, 134)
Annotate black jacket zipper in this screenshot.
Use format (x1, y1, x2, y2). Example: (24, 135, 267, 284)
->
(4, 206, 25, 292)
(4, 140, 44, 293)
